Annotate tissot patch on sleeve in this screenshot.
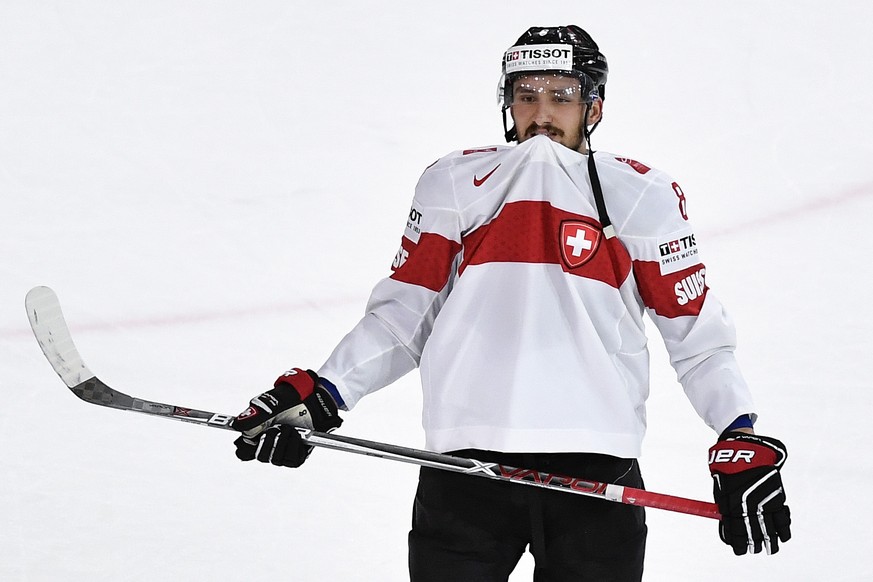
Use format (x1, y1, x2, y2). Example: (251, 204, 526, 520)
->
(404, 206, 424, 243)
(657, 232, 699, 275)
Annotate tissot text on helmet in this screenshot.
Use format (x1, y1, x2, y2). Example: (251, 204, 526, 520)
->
(504, 45, 574, 74)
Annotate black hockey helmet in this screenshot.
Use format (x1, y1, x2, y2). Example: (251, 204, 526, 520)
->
(499, 25, 609, 142)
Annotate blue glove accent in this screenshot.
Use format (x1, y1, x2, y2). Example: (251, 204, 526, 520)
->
(318, 377, 347, 411)
(723, 414, 755, 433)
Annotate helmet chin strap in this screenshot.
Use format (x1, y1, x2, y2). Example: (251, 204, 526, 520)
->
(502, 106, 516, 143)
(582, 106, 590, 152)
(581, 102, 594, 154)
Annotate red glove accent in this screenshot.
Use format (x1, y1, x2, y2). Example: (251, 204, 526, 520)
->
(708, 438, 781, 474)
(274, 367, 317, 400)
(233, 368, 318, 433)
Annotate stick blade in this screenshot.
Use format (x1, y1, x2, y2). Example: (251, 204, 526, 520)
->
(25, 286, 95, 388)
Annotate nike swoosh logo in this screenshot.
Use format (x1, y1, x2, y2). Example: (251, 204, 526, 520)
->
(473, 164, 501, 187)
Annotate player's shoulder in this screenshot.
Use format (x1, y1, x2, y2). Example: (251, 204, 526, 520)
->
(414, 144, 515, 205)
(421, 144, 513, 174)
(594, 150, 684, 210)
(593, 151, 673, 184)
(595, 151, 693, 234)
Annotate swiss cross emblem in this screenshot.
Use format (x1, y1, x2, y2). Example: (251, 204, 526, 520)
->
(560, 221, 601, 268)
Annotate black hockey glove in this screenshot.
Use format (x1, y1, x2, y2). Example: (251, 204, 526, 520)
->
(232, 368, 342, 467)
(235, 424, 313, 467)
(708, 432, 791, 555)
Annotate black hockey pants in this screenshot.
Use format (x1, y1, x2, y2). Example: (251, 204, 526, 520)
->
(408, 450, 646, 581)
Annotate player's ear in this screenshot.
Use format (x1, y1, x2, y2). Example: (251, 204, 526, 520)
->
(587, 98, 603, 126)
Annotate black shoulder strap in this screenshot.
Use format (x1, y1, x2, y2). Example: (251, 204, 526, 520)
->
(587, 151, 616, 239)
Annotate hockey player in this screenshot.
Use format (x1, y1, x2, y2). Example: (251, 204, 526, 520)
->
(232, 25, 791, 580)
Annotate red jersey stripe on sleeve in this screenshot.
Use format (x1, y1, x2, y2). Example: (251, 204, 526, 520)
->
(390, 233, 461, 292)
(634, 260, 708, 318)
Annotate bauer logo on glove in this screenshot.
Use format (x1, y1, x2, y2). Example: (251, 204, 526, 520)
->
(708, 432, 791, 556)
(708, 443, 776, 466)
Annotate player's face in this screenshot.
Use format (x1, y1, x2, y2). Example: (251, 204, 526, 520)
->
(510, 74, 601, 153)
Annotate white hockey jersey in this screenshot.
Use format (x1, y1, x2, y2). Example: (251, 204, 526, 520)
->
(318, 135, 755, 458)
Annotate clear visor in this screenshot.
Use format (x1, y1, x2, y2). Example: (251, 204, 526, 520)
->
(498, 73, 597, 108)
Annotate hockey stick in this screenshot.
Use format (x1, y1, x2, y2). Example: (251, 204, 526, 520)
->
(25, 285, 720, 520)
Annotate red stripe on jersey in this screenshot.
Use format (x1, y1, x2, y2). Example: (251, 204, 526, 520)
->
(390, 233, 461, 292)
(459, 201, 631, 288)
(634, 260, 708, 318)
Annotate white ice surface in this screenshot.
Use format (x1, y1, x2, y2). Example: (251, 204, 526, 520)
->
(2, 1, 872, 580)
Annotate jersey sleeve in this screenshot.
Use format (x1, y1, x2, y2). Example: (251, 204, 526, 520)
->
(616, 170, 757, 434)
(317, 159, 462, 410)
